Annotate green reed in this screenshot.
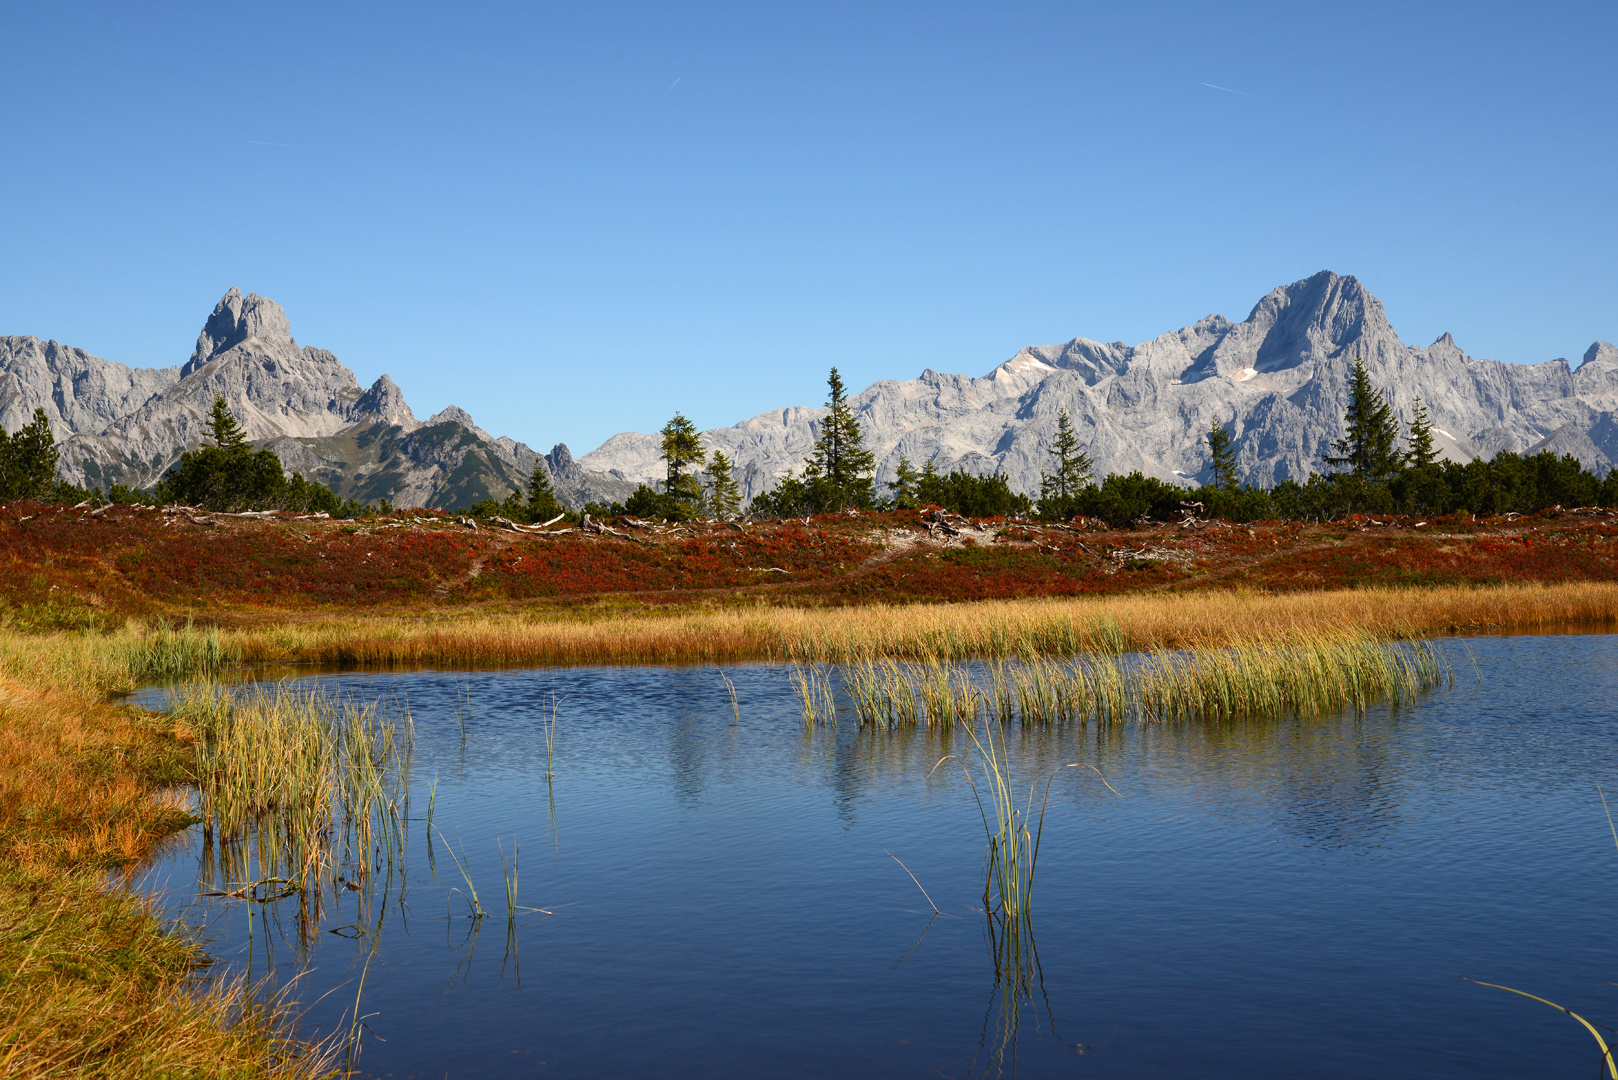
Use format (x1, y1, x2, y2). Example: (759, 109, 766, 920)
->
(719, 671, 740, 724)
(817, 632, 1449, 731)
(124, 620, 242, 681)
(951, 720, 1059, 919)
(790, 664, 838, 727)
(176, 681, 413, 905)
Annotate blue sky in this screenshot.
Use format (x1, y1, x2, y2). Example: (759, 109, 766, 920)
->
(2, 2, 1613, 454)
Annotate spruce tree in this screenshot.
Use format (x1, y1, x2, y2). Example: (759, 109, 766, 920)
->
(888, 456, 920, 509)
(1406, 395, 1437, 469)
(1207, 418, 1239, 491)
(0, 408, 60, 501)
(706, 450, 741, 519)
(916, 459, 944, 507)
(660, 411, 706, 519)
(207, 395, 248, 450)
(526, 461, 565, 521)
(1038, 409, 1092, 519)
(805, 367, 876, 510)
(1325, 357, 1404, 482)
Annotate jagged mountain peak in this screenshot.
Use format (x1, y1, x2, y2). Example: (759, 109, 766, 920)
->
(581, 270, 1617, 494)
(353, 374, 418, 429)
(5, 287, 632, 510)
(427, 405, 478, 430)
(184, 288, 295, 375)
(1580, 341, 1618, 371)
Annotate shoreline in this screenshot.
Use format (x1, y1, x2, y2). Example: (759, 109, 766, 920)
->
(3, 579, 1617, 1074)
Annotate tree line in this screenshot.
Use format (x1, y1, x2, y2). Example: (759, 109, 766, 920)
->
(605, 359, 1618, 525)
(6, 365, 1618, 523)
(0, 398, 364, 515)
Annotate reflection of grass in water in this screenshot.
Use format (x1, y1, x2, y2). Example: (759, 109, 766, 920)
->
(1464, 787, 1618, 1078)
(972, 912, 1084, 1078)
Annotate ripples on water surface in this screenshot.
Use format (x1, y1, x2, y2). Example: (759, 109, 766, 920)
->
(136, 634, 1618, 1078)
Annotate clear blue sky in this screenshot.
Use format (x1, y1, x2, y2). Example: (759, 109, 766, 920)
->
(2, 2, 1613, 455)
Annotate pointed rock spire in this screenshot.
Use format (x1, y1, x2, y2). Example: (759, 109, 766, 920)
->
(183, 288, 294, 375)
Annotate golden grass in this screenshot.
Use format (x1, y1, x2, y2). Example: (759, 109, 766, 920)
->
(175, 580, 1618, 669)
(0, 582, 1612, 688)
(0, 870, 336, 1078)
(0, 660, 335, 1077)
(0, 577, 1608, 1075)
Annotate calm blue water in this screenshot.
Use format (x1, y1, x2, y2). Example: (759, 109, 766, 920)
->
(136, 634, 1618, 1078)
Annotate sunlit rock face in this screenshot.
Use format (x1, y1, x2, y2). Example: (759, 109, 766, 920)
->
(581, 270, 1618, 497)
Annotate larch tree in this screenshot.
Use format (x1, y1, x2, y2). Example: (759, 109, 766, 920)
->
(207, 395, 248, 451)
(888, 456, 921, 510)
(706, 450, 741, 519)
(0, 408, 61, 501)
(660, 411, 706, 519)
(1406, 395, 1437, 469)
(526, 461, 565, 521)
(804, 367, 876, 510)
(1207, 418, 1239, 491)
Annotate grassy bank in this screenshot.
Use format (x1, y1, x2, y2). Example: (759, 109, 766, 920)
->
(57, 580, 1618, 672)
(0, 578, 1613, 1075)
(0, 657, 335, 1076)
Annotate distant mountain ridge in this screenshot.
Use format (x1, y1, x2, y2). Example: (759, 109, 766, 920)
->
(579, 271, 1618, 497)
(0, 289, 632, 511)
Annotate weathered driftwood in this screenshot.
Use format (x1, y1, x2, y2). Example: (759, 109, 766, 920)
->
(487, 513, 568, 533)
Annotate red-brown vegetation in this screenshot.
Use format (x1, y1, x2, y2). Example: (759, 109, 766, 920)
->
(4, 502, 1618, 627)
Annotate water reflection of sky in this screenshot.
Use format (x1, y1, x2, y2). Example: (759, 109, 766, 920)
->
(134, 634, 1618, 1079)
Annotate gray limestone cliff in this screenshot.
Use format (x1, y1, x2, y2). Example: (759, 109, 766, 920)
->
(2, 288, 631, 510)
(579, 270, 1618, 497)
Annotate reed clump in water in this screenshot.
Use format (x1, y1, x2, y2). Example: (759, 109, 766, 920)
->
(825, 630, 1449, 729)
(175, 682, 412, 904)
(953, 720, 1055, 919)
(790, 665, 838, 728)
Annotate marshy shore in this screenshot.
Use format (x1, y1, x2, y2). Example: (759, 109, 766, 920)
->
(3, 579, 1617, 1075)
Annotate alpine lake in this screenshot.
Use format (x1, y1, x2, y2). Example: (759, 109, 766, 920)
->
(132, 631, 1618, 1079)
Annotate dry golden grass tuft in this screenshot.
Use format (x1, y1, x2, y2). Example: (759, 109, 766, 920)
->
(195, 580, 1618, 669)
(0, 664, 335, 1077)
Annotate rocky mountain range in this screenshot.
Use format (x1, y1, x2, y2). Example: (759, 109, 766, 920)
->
(0, 289, 633, 510)
(579, 270, 1618, 498)
(7, 273, 1613, 514)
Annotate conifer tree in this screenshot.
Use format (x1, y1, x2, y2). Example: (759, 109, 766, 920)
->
(0, 408, 60, 501)
(207, 395, 248, 450)
(805, 367, 876, 510)
(1324, 357, 1404, 481)
(1038, 409, 1092, 519)
(706, 450, 741, 519)
(1207, 418, 1239, 492)
(660, 411, 706, 519)
(1406, 395, 1437, 469)
(888, 456, 920, 509)
(526, 461, 565, 521)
